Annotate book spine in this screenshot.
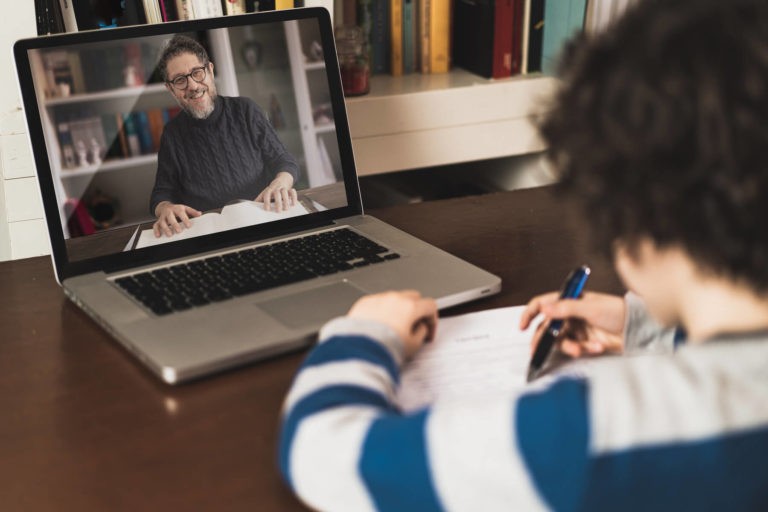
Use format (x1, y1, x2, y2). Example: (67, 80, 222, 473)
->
(510, 0, 524, 74)
(390, 1, 403, 76)
(275, 0, 293, 8)
(176, 0, 195, 19)
(122, 114, 141, 157)
(159, 0, 180, 21)
(225, 0, 247, 15)
(403, 0, 416, 73)
(66, 52, 86, 94)
(493, 0, 514, 78)
(343, 0, 356, 26)
(526, 0, 545, 73)
(429, 0, 450, 73)
(146, 109, 165, 152)
(208, 0, 224, 15)
(142, 0, 161, 23)
(520, 0, 531, 73)
(419, 0, 430, 73)
(451, 0, 491, 78)
(370, 0, 390, 74)
(58, 0, 78, 32)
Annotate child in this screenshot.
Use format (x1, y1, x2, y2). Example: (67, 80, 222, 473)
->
(279, 0, 768, 509)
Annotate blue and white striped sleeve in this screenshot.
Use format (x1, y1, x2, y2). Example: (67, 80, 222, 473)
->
(278, 317, 593, 512)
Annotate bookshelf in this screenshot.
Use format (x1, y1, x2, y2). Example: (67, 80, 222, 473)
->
(284, 19, 340, 187)
(29, 40, 181, 233)
(345, 70, 556, 175)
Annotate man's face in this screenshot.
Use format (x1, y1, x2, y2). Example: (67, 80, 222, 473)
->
(165, 52, 217, 120)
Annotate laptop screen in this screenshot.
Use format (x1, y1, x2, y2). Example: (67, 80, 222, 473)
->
(16, 10, 358, 274)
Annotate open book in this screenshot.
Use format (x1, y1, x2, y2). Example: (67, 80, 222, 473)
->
(136, 200, 309, 249)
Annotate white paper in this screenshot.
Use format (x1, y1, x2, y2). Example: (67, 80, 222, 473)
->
(395, 306, 540, 412)
(135, 201, 309, 249)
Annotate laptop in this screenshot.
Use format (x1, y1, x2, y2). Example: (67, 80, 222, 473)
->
(13, 7, 500, 384)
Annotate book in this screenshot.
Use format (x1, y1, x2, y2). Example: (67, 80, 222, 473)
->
(369, 0, 390, 74)
(224, 0, 247, 15)
(66, 51, 86, 94)
(132, 112, 153, 155)
(56, 121, 77, 169)
(525, 0, 545, 73)
(142, 0, 164, 23)
(136, 201, 310, 249)
(541, 0, 586, 75)
(121, 113, 141, 157)
(175, 0, 195, 19)
(101, 114, 123, 160)
(520, 0, 531, 73)
(452, 0, 495, 79)
(390, 0, 403, 76)
(419, 0, 430, 73)
(275, 0, 294, 8)
(492, 0, 515, 78)
(429, 0, 451, 73)
(146, 109, 166, 152)
(511, 0, 524, 74)
(402, 0, 417, 73)
(115, 113, 129, 158)
(158, 0, 180, 21)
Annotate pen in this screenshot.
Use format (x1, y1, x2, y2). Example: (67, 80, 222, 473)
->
(527, 265, 591, 382)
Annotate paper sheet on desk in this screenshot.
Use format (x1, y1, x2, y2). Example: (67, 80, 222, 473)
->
(395, 306, 539, 412)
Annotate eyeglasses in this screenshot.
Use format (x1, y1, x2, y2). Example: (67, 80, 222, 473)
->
(167, 65, 208, 90)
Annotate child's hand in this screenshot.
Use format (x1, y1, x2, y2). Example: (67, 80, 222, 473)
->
(347, 291, 438, 358)
(520, 291, 626, 358)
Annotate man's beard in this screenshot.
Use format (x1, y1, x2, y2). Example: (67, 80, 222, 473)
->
(180, 81, 218, 120)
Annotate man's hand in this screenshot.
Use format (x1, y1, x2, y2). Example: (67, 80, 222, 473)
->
(347, 290, 439, 358)
(153, 201, 202, 238)
(255, 172, 298, 212)
(520, 291, 626, 358)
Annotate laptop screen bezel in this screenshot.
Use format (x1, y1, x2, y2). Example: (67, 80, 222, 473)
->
(13, 8, 363, 282)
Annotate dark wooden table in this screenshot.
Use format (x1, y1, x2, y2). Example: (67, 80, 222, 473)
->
(0, 185, 622, 511)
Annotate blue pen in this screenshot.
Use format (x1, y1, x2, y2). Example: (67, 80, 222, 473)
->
(527, 265, 591, 381)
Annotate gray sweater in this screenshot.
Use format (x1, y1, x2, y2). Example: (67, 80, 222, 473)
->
(149, 96, 299, 214)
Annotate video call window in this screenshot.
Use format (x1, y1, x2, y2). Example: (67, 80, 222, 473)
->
(27, 19, 347, 262)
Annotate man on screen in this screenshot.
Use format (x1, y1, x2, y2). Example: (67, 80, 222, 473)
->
(149, 35, 300, 238)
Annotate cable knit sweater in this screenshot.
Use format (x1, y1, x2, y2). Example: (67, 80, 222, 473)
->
(149, 96, 299, 214)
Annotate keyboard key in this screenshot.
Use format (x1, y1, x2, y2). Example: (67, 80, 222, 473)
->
(115, 229, 395, 315)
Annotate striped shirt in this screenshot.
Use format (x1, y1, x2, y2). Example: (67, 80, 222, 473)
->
(279, 293, 768, 511)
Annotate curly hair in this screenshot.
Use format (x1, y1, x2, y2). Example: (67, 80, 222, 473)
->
(157, 35, 210, 82)
(540, 0, 768, 291)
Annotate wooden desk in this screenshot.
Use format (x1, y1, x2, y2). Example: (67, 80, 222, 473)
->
(0, 186, 622, 511)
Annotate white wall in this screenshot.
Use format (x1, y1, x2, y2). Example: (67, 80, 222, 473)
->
(0, 3, 49, 261)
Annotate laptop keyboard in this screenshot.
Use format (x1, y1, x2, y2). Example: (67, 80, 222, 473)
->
(114, 228, 401, 316)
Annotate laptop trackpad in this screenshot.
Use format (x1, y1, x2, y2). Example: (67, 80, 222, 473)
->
(257, 281, 366, 329)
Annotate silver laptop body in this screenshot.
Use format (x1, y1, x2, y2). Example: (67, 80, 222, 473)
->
(14, 8, 500, 384)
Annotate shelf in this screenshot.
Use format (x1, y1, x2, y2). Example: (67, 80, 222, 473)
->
(44, 83, 168, 106)
(344, 70, 558, 175)
(57, 154, 158, 178)
(304, 61, 326, 71)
